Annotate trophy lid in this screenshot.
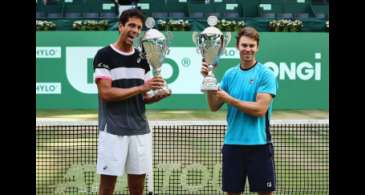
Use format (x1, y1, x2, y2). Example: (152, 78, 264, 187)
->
(201, 15, 222, 36)
(207, 15, 218, 26)
(145, 17, 155, 29)
(143, 29, 166, 40)
(142, 17, 166, 40)
(201, 26, 223, 35)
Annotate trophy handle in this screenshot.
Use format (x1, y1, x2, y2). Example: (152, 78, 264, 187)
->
(192, 32, 200, 54)
(136, 37, 143, 63)
(224, 32, 232, 47)
(166, 31, 173, 43)
(133, 35, 142, 50)
(192, 32, 199, 46)
(139, 40, 146, 59)
(163, 32, 172, 55)
(221, 32, 231, 56)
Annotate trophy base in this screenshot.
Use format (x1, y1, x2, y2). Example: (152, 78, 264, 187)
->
(147, 86, 171, 98)
(201, 85, 218, 92)
(154, 87, 171, 96)
(201, 76, 218, 92)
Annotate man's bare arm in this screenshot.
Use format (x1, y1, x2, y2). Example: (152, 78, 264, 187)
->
(96, 77, 163, 102)
(207, 91, 225, 111)
(217, 90, 273, 117)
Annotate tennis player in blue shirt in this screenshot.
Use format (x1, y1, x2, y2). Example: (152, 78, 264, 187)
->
(201, 27, 278, 195)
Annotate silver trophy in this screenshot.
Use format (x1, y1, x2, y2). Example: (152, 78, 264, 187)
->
(139, 17, 171, 97)
(193, 16, 231, 92)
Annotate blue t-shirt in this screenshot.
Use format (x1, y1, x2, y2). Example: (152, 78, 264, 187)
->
(220, 63, 278, 145)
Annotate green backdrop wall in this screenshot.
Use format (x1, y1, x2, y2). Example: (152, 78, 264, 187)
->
(36, 32, 328, 110)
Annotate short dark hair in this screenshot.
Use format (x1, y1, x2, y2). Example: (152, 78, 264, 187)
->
(119, 8, 145, 26)
(236, 27, 260, 46)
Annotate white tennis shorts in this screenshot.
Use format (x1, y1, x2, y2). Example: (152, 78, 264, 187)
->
(96, 131, 152, 176)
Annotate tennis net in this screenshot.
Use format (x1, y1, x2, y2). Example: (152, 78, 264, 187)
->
(36, 120, 329, 195)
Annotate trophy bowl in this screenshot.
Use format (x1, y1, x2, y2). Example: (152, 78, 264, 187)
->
(193, 16, 231, 92)
(140, 17, 171, 97)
